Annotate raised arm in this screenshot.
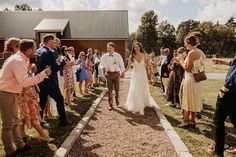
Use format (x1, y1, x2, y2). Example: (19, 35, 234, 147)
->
(213, 58, 230, 66)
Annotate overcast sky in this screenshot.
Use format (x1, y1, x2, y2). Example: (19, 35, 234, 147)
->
(1, 0, 236, 33)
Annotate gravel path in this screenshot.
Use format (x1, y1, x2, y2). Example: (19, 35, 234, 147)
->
(68, 79, 177, 157)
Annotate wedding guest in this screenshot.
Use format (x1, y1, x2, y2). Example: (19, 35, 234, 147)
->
(191, 31, 204, 52)
(36, 34, 70, 127)
(177, 35, 205, 128)
(157, 47, 165, 66)
(63, 47, 75, 105)
(54, 38, 62, 55)
(87, 48, 93, 55)
(166, 47, 185, 108)
(77, 51, 89, 95)
(148, 53, 158, 85)
(94, 51, 104, 86)
(68, 46, 79, 98)
(100, 42, 125, 110)
(85, 52, 94, 92)
(93, 49, 99, 62)
(204, 57, 236, 157)
(192, 31, 206, 119)
(157, 47, 165, 92)
(18, 63, 54, 142)
(0, 39, 51, 156)
(93, 49, 100, 86)
(44, 39, 59, 119)
(160, 48, 172, 96)
(3, 37, 20, 55)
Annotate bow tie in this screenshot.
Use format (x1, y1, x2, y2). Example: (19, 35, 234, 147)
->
(108, 54, 114, 57)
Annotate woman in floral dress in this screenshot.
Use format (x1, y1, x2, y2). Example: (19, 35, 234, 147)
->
(18, 63, 54, 141)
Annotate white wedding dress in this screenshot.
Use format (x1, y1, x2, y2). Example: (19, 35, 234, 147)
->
(125, 57, 152, 115)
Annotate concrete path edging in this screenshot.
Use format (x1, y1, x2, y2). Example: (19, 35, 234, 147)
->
(54, 88, 108, 157)
(151, 97, 193, 157)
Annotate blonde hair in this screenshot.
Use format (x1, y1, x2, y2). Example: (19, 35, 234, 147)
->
(79, 51, 85, 59)
(149, 53, 155, 58)
(4, 37, 20, 53)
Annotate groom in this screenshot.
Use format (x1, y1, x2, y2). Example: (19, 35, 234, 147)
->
(100, 42, 125, 110)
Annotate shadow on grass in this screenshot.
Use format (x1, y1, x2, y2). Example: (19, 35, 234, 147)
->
(12, 88, 103, 157)
(164, 102, 236, 148)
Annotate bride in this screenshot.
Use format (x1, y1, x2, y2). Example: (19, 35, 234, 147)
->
(123, 42, 152, 115)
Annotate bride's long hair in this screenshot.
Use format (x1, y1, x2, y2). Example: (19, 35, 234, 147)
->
(130, 42, 146, 63)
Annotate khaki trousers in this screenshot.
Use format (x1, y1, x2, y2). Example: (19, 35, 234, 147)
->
(0, 91, 25, 155)
(106, 72, 120, 106)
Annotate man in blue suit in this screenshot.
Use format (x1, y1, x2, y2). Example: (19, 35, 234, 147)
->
(36, 34, 69, 126)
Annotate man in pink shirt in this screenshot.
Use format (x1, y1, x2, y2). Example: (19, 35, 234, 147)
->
(0, 39, 51, 157)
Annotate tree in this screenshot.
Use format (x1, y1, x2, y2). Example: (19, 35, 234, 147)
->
(198, 21, 236, 56)
(136, 10, 158, 53)
(126, 32, 137, 52)
(176, 19, 200, 46)
(15, 3, 32, 11)
(37, 8, 43, 11)
(156, 20, 176, 54)
(225, 17, 236, 29)
(3, 8, 10, 11)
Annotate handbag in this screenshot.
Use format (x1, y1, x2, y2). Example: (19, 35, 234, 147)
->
(193, 70, 207, 82)
(192, 56, 207, 82)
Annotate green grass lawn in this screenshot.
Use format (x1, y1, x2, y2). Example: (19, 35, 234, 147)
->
(204, 58, 231, 73)
(150, 80, 236, 157)
(0, 87, 103, 157)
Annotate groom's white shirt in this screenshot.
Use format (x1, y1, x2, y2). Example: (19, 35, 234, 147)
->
(100, 51, 125, 73)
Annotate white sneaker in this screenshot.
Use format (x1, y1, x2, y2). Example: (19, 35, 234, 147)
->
(38, 136, 54, 142)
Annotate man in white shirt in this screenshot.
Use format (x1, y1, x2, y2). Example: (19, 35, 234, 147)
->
(100, 42, 125, 110)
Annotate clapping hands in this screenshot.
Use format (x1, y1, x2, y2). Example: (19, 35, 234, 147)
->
(120, 72, 125, 78)
(44, 66, 52, 77)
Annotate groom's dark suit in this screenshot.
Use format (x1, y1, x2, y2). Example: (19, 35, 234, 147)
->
(160, 54, 172, 78)
(36, 46, 68, 125)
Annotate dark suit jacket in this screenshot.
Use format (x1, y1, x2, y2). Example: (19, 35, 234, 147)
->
(196, 44, 204, 52)
(36, 46, 60, 89)
(161, 55, 172, 78)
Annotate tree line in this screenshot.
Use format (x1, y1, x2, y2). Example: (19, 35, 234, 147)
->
(3, 3, 42, 11)
(127, 10, 236, 57)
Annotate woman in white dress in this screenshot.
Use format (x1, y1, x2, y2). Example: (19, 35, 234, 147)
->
(123, 42, 152, 115)
(177, 35, 205, 128)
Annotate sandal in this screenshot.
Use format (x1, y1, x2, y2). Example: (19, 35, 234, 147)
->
(177, 122, 190, 128)
(38, 135, 54, 142)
